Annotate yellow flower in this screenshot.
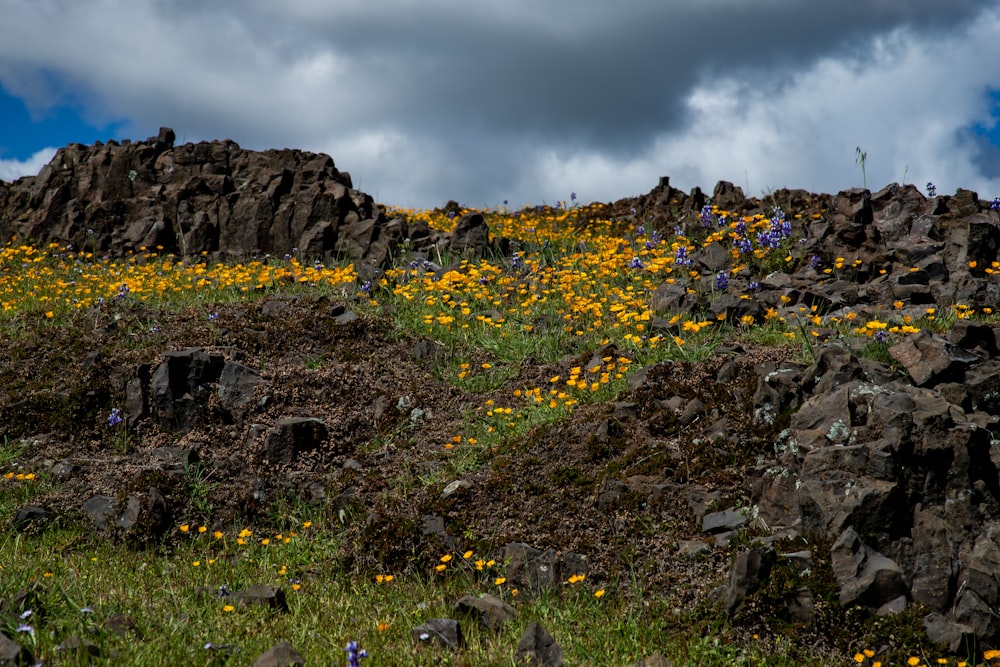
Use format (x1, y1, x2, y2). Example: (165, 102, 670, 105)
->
(495, 577, 507, 585)
(198, 525, 207, 533)
(223, 605, 235, 612)
(594, 589, 606, 598)
(463, 551, 474, 559)
(435, 564, 447, 572)
(179, 525, 190, 533)
(908, 658, 921, 666)
(854, 653, 865, 663)
(440, 554, 452, 563)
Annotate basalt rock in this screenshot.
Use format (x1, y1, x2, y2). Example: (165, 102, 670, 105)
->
(0, 128, 407, 266)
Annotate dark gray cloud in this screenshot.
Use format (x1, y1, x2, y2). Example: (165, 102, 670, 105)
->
(0, 0, 998, 207)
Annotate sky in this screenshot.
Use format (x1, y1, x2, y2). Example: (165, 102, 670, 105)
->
(1, 0, 999, 210)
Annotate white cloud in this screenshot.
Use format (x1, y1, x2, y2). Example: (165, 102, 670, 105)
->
(0, 1, 998, 206)
(523, 6, 1000, 204)
(0, 147, 56, 182)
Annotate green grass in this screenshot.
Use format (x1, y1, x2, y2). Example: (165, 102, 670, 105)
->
(0, 520, 824, 666)
(3, 202, 999, 665)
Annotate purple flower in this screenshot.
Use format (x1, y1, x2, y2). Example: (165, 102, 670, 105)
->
(108, 408, 123, 429)
(874, 331, 889, 344)
(809, 255, 822, 269)
(345, 642, 369, 667)
(629, 256, 644, 270)
(117, 283, 130, 299)
(747, 281, 760, 292)
(511, 252, 524, 269)
(926, 182, 937, 198)
(700, 205, 713, 226)
(674, 246, 691, 266)
(359, 280, 372, 294)
(570, 192, 577, 202)
(991, 197, 1000, 211)
(714, 272, 729, 291)
(735, 238, 753, 255)
(208, 312, 220, 322)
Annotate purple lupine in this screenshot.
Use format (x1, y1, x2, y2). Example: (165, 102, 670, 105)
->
(629, 256, 644, 270)
(715, 272, 729, 291)
(927, 182, 937, 198)
(108, 408, 123, 428)
(674, 246, 691, 265)
(700, 205, 713, 226)
(990, 197, 1000, 211)
(809, 255, 822, 269)
(345, 642, 368, 666)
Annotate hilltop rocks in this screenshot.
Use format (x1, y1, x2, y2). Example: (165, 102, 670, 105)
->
(0, 129, 385, 264)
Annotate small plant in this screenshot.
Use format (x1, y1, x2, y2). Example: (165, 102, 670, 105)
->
(107, 407, 131, 453)
(856, 146, 868, 189)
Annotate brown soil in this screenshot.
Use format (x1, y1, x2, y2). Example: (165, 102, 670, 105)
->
(0, 294, 856, 654)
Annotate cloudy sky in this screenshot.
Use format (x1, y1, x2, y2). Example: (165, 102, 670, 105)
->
(1, 0, 999, 209)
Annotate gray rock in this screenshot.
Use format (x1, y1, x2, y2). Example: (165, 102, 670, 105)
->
(923, 612, 978, 655)
(503, 543, 589, 595)
(412, 618, 464, 649)
(702, 509, 746, 535)
(233, 585, 289, 612)
(263, 417, 329, 464)
(251, 641, 305, 667)
(150, 348, 225, 431)
(454, 593, 518, 631)
(724, 547, 776, 615)
(0, 633, 33, 666)
(676, 540, 711, 559)
(515, 621, 563, 667)
(103, 612, 142, 638)
(81, 495, 116, 531)
(830, 528, 907, 609)
(11, 506, 53, 532)
(889, 330, 979, 387)
(218, 360, 263, 415)
(449, 213, 490, 256)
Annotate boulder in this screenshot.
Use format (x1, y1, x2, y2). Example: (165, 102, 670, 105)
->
(515, 621, 563, 667)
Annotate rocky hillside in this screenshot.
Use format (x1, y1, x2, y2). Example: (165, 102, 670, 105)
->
(4, 132, 1000, 660)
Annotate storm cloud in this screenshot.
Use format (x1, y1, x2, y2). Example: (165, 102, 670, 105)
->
(1, 0, 998, 207)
